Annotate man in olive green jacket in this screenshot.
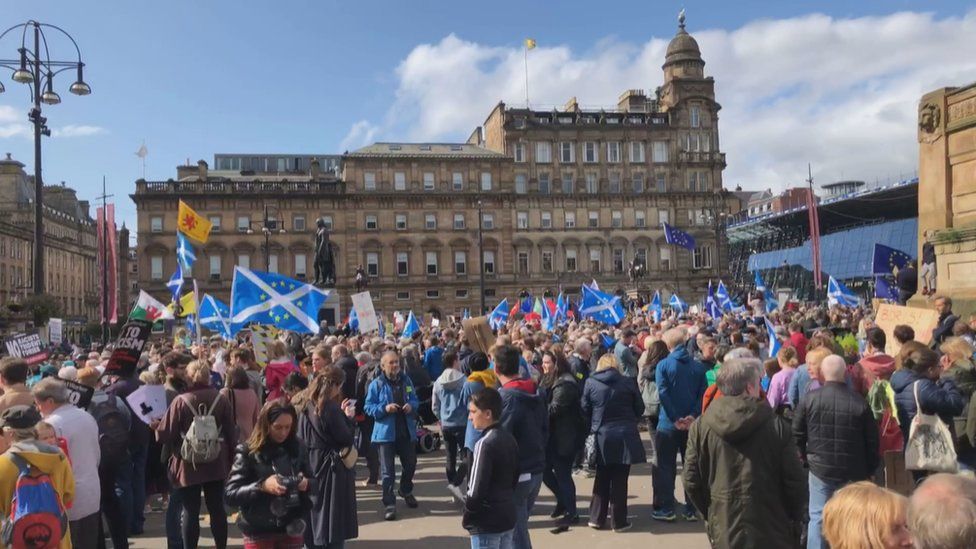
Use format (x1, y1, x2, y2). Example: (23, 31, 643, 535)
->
(683, 358, 807, 548)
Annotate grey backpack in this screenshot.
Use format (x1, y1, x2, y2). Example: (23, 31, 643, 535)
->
(180, 395, 224, 468)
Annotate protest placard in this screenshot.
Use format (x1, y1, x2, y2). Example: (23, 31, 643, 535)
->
(104, 319, 153, 374)
(62, 379, 94, 409)
(125, 384, 168, 425)
(49, 318, 63, 346)
(351, 291, 380, 334)
(874, 303, 940, 355)
(4, 331, 49, 365)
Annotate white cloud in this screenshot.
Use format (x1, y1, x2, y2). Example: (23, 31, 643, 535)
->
(0, 105, 29, 139)
(345, 9, 976, 191)
(51, 125, 106, 138)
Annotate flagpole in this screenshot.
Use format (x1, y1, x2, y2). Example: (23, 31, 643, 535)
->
(524, 44, 530, 108)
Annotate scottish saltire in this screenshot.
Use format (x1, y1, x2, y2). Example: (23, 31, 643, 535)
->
(177, 200, 212, 244)
(130, 290, 175, 322)
(489, 299, 510, 330)
(176, 232, 197, 270)
(715, 281, 733, 311)
(705, 281, 723, 319)
(588, 279, 600, 291)
(166, 292, 197, 317)
(348, 307, 359, 333)
(872, 243, 913, 275)
(402, 311, 420, 339)
(875, 276, 899, 301)
(520, 295, 533, 315)
(198, 294, 232, 338)
(541, 298, 555, 331)
(765, 317, 782, 358)
(251, 324, 275, 367)
(600, 333, 616, 350)
(663, 222, 696, 251)
(669, 293, 687, 314)
(167, 264, 184, 302)
(230, 266, 330, 334)
(827, 275, 862, 307)
(580, 285, 625, 325)
(649, 290, 663, 322)
(462, 309, 471, 320)
(754, 271, 779, 312)
(555, 293, 568, 325)
(805, 187, 823, 288)
(186, 314, 196, 336)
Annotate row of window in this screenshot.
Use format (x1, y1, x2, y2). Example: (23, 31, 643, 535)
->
(150, 214, 313, 234)
(359, 170, 712, 194)
(150, 252, 309, 281)
(0, 238, 26, 260)
(364, 171, 494, 192)
(515, 141, 670, 164)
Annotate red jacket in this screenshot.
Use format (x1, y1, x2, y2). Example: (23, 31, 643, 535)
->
(790, 332, 809, 363)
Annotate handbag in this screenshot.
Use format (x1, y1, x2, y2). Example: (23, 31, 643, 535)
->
(339, 446, 358, 470)
(583, 433, 598, 469)
(905, 381, 958, 473)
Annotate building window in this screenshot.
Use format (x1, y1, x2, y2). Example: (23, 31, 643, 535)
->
(658, 209, 670, 225)
(395, 214, 407, 231)
(394, 172, 406, 191)
(456, 289, 469, 299)
(688, 208, 707, 225)
(238, 254, 250, 270)
(320, 215, 333, 230)
(538, 172, 550, 194)
(480, 172, 492, 191)
(426, 251, 438, 275)
(209, 255, 221, 280)
(656, 173, 667, 193)
(237, 215, 250, 232)
(396, 291, 410, 301)
(584, 142, 597, 163)
(426, 290, 440, 299)
(606, 142, 621, 163)
(690, 106, 701, 128)
(541, 212, 552, 229)
(611, 211, 622, 228)
(517, 211, 528, 229)
(482, 213, 494, 230)
(652, 141, 668, 163)
(150, 216, 163, 233)
(514, 143, 525, 163)
(701, 132, 711, 152)
(295, 254, 307, 279)
(425, 214, 436, 230)
(396, 252, 409, 276)
(565, 211, 576, 229)
(693, 246, 712, 269)
(208, 216, 221, 232)
(609, 172, 621, 193)
(150, 256, 162, 280)
(629, 142, 645, 163)
(536, 142, 551, 163)
(453, 213, 465, 230)
(423, 172, 435, 191)
(364, 172, 376, 191)
(562, 173, 574, 194)
(517, 251, 529, 274)
(292, 215, 306, 232)
(636, 210, 646, 228)
(660, 247, 672, 270)
(366, 252, 379, 277)
(269, 254, 279, 273)
(632, 172, 645, 193)
(613, 248, 624, 273)
(515, 173, 527, 194)
(483, 251, 495, 275)
(365, 215, 378, 230)
(588, 211, 599, 228)
(559, 142, 574, 163)
(454, 251, 466, 275)
(566, 249, 577, 272)
(542, 251, 553, 273)
(590, 249, 601, 272)
(585, 173, 598, 194)
(450, 172, 463, 191)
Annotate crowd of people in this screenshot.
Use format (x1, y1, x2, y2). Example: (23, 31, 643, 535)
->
(1, 294, 976, 548)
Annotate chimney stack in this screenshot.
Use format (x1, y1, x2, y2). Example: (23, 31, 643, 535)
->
(197, 160, 209, 180)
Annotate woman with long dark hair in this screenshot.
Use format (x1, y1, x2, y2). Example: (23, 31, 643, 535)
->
(540, 350, 585, 532)
(225, 399, 312, 548)
(298, 367, 359, 548)
(221, 366, 261, 442)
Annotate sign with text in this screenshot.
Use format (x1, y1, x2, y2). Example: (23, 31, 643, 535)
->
(874, 303, 940, 355)
(351, 291, 380, 334)
(62, 379, 95, 409)
(125, 384, 168, 425)
(4, 332, 49, 365)
(48, 318, 63, 346)
(104, 319, 153, 374)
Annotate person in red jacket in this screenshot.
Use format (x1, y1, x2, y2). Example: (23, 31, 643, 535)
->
(789, 323, 809, 365)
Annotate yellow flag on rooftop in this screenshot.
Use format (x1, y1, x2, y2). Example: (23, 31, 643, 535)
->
(525, 38, 536, 50)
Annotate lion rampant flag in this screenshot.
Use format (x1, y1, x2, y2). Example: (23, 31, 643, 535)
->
(177, 200, 212, 244)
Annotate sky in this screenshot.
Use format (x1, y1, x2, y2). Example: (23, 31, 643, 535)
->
(1, 0, 974, 234)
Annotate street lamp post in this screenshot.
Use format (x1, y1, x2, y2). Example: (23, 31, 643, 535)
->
(247, 205, 286, 272)
(0, 21, 91, 295)
(477, 199, 485, 315)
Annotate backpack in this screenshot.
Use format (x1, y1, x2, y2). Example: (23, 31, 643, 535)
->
(180, 394, 224, 468)
(88, 395, 131, 466)
(0, 454, 68, 549)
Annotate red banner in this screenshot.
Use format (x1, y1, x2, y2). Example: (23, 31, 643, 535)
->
(97, 204, 119, 325)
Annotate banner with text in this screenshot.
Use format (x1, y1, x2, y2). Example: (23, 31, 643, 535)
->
(49, 318, 63, 346)
(4, 332, 49, 365)
(874, 303, 940, 355)
(351, 291, 380, 334)
(104, 318, 153, 374)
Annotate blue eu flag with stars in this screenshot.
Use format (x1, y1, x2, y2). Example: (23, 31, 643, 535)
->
(872, 243, 913, 275)
(230, 266, 330, 335)
(663, 222, 696, 251)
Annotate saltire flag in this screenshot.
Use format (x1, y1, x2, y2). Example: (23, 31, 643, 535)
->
(130, 290, 175, 322)
(462, 309, 471, 320)
(715, 280, 733, 311)
(669, 292, 687, 314)
(520, 295, 533, 315)
(167, 264, 184, 302)
(754, 271, 779, 313)
(541, 298, 555, 331)
(579, 285, 625, 326)
(827, 275, 862, 308)
(663, 222, 696, 251)
(402, 311, 420, 339)
(186, 314, 196, 336)
(649, 290, 663, 322)
(875, 276, 899, 301)
(176, 232, 197, 271)
(177, 200, 212, 244)
(765, 316, 782, 358)
(348, 307, 359, 333)
(166, 292, 197, 317)
(872, 243, 912, 275)
(705, 281, 723, 319)
(489, 298, 510, 330)
(198, 294, 232, 339)
(600, 333, 616, 350)
(555, 292, 568, 325)
(230, 266, 330, 334)
(588, 279, 600, 291)
(804, 187, 823, 288)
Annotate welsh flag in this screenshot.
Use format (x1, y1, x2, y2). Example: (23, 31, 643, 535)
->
(130, 290, 175, 322)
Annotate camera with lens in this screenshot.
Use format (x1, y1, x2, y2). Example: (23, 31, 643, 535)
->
(269, 474, 303, 518)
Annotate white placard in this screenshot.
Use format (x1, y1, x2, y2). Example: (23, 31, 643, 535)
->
(351, 291, 380, 334)
(49, 318, 63, 345)
(431, 317, 440, 328)
(125, 384, 168, 425)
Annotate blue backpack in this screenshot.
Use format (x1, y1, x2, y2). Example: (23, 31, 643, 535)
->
(0, 453, 68, 549)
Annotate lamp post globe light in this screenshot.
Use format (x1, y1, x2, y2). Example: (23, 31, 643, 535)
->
(0, 21, 91, 295)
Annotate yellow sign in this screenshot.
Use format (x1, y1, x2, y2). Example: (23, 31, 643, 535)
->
(177, 200, 212, 244)
(874, 303, 940, 355)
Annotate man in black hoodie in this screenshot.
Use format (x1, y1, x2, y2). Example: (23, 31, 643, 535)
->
(495, 344, 548, 549)
(463, 387, 519, 547)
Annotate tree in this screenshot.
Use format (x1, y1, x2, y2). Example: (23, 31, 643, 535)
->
(21, 294, 61, 327)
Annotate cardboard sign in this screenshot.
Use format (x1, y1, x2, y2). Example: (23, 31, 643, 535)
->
(49, 318, 63, 346)
(61, 378, 95, 409)
(874, 303, 940, 355)
(351, 291, 380, 334)
(462, 316, 496, 355)
(105, 319, 153, 374)
(125, 384, 168, 425)
(4, 332, 49, 365)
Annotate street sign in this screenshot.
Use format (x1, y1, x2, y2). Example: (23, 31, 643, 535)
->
(104, 318, 152, 374)
(4, 331, 49, 365)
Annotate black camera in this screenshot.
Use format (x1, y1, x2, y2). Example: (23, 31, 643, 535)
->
(269, 474, 303, 518)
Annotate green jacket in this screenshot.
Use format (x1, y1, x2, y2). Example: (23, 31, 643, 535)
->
(683, 395, 807, 549)
(705, 363, 721, 387)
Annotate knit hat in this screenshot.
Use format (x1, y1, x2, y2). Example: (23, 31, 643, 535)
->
(0, 405, 41, 430)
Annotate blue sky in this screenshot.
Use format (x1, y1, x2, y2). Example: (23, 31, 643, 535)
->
(0, 0, 973, 232)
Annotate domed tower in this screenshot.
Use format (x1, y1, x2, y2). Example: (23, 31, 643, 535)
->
(659, 10, 717, 112)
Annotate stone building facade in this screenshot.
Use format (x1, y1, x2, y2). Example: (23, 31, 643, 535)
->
(133, 20, 737, 323)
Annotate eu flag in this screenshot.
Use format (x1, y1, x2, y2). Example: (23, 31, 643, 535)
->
(230, 267, 330, 334)
(875, 276, 899, 301)
(580, 285, 625, 325)
(663, 222, 696, 251)
(872, 243, 913, 275)
(489, 299, 510, 330)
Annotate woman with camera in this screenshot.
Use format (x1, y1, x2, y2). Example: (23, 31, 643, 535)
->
(225, 398, 312, 549)
(299, 366, 359, 549)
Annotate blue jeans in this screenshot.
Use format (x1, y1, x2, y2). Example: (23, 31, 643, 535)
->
(652, 428, 694, 514)
(512, 473, 542, 549)
(117, 443, 148, 533)
(807, 473, 841, 549)
(377, 436, 417, 508)
(165, 486, 184, 549)
(471, 529, 514, 549)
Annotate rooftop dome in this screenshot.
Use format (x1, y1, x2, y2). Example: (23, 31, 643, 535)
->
(664, 10, 703, 66)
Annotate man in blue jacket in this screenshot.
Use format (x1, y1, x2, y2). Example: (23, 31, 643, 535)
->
(652, 327, 707, 523)
(495, 344, 548, 549)
(365, 350, 420, 521)
(423, 335, 445, 380)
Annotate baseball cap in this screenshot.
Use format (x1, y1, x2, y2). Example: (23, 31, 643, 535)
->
(0, 405, 41, 430)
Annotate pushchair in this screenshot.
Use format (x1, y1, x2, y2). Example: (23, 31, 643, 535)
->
(414, 384, 442, 454)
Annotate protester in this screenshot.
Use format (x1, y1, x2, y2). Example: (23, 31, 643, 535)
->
(891, 346, 965, 446)
(433, 351, 467, 495)
(767, 347, 798, 413)
(787, 346, 832, 409)
(895, 261, 918, 305)
(423, 335, 445, 381)
(266, 341, 300, 401)
(0, 358, 35, 414)
(540, 350, 585, 531)
(569, 339, 593, 385)
(353, 342, 384, 487)
(908, 473, 976, 549)
(614, 330, 638, 378)
(789, 323, 809, 364)
(332, 344, 359, 400)
(932, 296, 960, 345)
(684, 358, 807, 547)
(638, 340, 668, 430)
(221, 366, 262, 442)
(822, 481, 911, 549)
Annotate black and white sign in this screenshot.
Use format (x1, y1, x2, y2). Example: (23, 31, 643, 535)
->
(61, 379, 95, 409)
(125, 384, 167, 425)
(4, 331, 49, 365)
(105, 319, 152, 374)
